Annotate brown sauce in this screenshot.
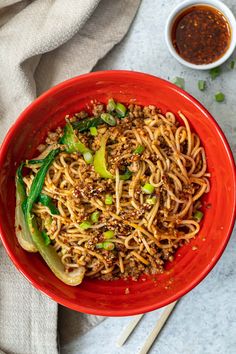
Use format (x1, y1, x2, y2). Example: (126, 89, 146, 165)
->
(171, 5, 231, 65)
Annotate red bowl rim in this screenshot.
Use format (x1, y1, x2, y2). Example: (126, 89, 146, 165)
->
(0, 70, 235, 316)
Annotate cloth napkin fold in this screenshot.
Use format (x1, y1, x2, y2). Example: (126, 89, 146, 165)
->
(0, 1, 141, 353)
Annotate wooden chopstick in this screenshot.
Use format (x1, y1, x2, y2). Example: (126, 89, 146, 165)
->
(138, 301, 178, 354)
(116, 314, 144, 347)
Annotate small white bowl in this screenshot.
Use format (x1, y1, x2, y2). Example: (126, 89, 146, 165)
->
(165, 0, 236, 70)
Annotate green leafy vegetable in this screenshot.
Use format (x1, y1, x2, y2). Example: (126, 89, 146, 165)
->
(71, 117, 104, 132)
(119, 169, 132, 181)
(41, 230, 51, 246)
(24, 148, 85, 286)
(94, 135, 114, 179)
(171, 77, 185, 89)
(61, 120, 91, 154)
(198, 80, 206, 91)
(15, 164, 37, 253)
(210, 67, 221, 80)
(38, 193, 60, 215)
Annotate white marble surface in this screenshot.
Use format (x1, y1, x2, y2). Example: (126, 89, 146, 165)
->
(59, 0, 236, 353)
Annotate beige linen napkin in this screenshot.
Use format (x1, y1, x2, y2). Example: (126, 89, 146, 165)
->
(0, 1, 141, 353)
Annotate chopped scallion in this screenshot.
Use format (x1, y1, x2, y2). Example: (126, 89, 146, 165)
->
(103, 230, 114, 239)
(142, 183, 155, 194)
(115, 102, 127, 118)
(83, 151, 93, 164)
(171, 77, 185, 89)
(215, 92, 225, 102)
(101, 113, 116, 126)
(96, 243, 104, 249)
(105, 194, 113, 205)
(107, 98, 116, 112)
(193, 210, 204, 222)
(79, 221, 92, 230)
(91, 211, 100, 223)
(103, 241, 115, 250)
(210, 67, 221, 80)
(198, 80, 206, 91)
(228, 60, 235, 69)
(90, 127, 98, 136)
(133, 145, 145, 155)
(146, 196, 157, 205)
(96, 241, 115, 250)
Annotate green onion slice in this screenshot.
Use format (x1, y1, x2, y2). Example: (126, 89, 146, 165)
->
(193, 210, 204, 222)
(101, 113, 116, 126)
(142, 183, 155, 194)
(171, 77, 185, 89)
(107, 98, 116, 112)
(133, 145, 145, 155)
(146, 196, 157, 205)
(198, 80, 206, 91)
(105, 194, 113, 205)
(91, 211, 100, 223)
(215, 92, 225, 102)
(90, 127, 98, 136)
(83, 151, 93, 164)
(103, 241, 115, 250)
(79, 221, 92, 230)
(103, 230, 114, 239)
(210, 67, 221, 80)
(115, 102, 127, 118)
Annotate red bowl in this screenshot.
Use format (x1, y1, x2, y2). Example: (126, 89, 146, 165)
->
(0, 71, 235, 316)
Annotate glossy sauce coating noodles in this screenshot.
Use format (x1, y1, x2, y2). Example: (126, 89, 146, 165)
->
(22, 103, 210, 281)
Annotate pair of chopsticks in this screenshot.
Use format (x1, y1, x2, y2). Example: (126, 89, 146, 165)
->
(116, 301, 178, 354)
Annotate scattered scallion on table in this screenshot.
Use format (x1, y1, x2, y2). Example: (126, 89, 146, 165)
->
(228, 60, 235, 69)
(171, 77, 185, 89)
(210, 67, 221, 80)
(215, 91, 225, 102)
(198, 80, 206, 91)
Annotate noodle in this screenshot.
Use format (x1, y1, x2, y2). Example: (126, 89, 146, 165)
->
(20, 102, 210, 281)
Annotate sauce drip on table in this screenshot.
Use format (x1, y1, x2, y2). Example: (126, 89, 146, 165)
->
(171, 5, 231, 65)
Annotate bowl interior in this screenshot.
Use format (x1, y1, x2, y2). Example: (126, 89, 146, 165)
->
(0, 71, 235, 316)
